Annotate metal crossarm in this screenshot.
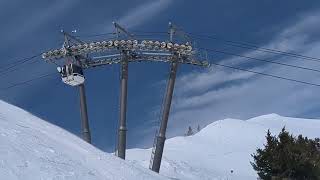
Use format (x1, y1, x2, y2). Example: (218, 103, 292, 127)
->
(41, 39, 194, 60)
(83, 53, 209, 69)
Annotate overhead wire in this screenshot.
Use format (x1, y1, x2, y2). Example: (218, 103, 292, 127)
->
(0, 53, 42, 73)
(130, 30, 320, 63)
(52, 30, 320, 63)
(199, 47, 320, 73)
(209, 61, 320, 87)
(0, 38, 68, 93)
(36, 30, 320, 64)
(2, 29, 320, 94)
(0, 41, 62, 77)
(188, 33, 320, 63)
(0, 50, 58, 92)
(0, 40, 63, 80)
(0, 57, 42, 78)
(0, 72, 57, 92)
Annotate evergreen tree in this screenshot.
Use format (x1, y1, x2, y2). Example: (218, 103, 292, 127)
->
(197, 125, 201, 132)
(251, 127, 320, 179)
(186, 126, 194, 136)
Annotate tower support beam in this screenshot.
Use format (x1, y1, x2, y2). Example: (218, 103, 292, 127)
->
(40, 24, 209, 165)
(79, 83, 92, 143)
(117, 56, 129, 159)
(152, 61, 178, 172)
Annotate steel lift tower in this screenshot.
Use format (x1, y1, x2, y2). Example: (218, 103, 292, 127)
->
(113, 22, 134, 159)
(149, 22, 206, 173)
(41, 22, 209, 165)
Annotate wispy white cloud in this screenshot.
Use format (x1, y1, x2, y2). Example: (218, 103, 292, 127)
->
(2, 0, 77, 43)
(117, 0, 172, 29)
(219, 11, 317, 67)
(175, 67, 257, 95)
(105, 0, 173, 32)
(152, 10, 320, 137)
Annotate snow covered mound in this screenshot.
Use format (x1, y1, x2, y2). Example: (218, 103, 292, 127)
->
(127, 114, 320, 180)
(0, 101, 165, 180)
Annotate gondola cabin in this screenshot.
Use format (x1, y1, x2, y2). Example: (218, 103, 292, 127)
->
(57, 64, 85, 86)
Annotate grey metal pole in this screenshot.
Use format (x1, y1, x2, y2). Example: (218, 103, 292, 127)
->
(152, 61, 178, 173)
(117, 57, 128, 159)
(79, 83, 92, 143)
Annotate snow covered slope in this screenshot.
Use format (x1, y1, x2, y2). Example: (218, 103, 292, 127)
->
(1, 99, 319, 180)
(0, 100, 165, 180)
(127, 114, 320, 180)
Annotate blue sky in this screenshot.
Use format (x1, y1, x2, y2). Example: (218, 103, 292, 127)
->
(1, 0, 320, 151)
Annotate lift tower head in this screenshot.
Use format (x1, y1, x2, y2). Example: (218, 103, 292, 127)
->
(41, 22, 209, 164)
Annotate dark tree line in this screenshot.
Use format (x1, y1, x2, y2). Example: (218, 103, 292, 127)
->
(251, 127, 320, 180)
(184, 125, 201, 136)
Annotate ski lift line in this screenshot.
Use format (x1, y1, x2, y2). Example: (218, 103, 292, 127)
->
(0, 58, 41, 78)
(0, 41, 62, 75)
(188, 33, 320, 62)
(0, 54, 41, 72)
(133, 30, 320, 62)
(200, 47, 320, 73)
(0, 57, 44, 80)
(0, 72, 56, 92)
(210, 62, 320, 87)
